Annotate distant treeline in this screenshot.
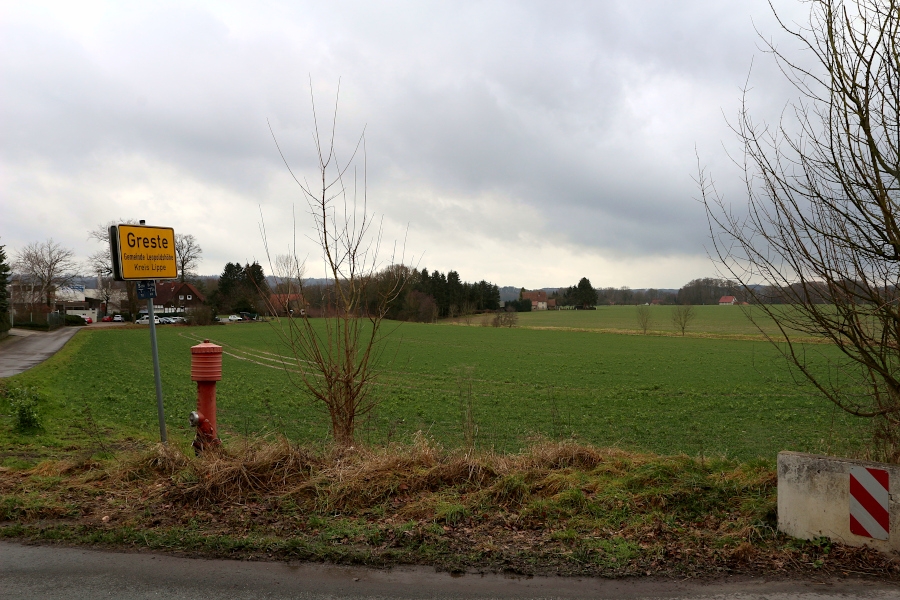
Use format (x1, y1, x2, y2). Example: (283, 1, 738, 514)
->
(584, 278, 746, 306)
(401, 268, 501, 321)
(197, 263, 819, 320)
(272, 267, 501, 322)
(551, 284, 680, 306)
(676, 278, 744, 305)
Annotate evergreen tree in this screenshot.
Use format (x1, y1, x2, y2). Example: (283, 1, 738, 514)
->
(575, 277, 598, 308)
(418, 268, 430, 296)
(244, 262, 269, 294)
(243, 261, 269, 314)
(0, 239, 10, 332)
(218, 262, 244, 298)
(214, 262, 246, 312)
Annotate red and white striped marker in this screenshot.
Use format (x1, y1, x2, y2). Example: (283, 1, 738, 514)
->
(850, 466, 890, 540)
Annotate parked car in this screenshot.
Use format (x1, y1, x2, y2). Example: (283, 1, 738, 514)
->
(83, 316, 93, 324)
(227, 315, 242, 322)
(102, 316, 113, 322)
(112, 315, 124, 322)
(158, 317, 173, 324)
(170, 316, 185, 324)
(136, 316, 160, 325)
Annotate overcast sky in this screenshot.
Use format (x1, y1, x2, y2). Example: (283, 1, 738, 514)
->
(1, 0, 813, 289)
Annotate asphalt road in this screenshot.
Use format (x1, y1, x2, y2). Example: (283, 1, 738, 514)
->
(0, 327, 81, 378)
(0, 542, 898, 599)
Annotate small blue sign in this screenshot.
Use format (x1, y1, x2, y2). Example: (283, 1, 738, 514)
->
(136, 280, 157, 300)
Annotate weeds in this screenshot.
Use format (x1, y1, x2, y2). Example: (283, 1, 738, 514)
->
(435, 501, 469, 525)
(3, 386, 43, 431)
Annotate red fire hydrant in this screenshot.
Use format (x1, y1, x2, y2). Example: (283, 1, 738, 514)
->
(189, 339, 222, 452)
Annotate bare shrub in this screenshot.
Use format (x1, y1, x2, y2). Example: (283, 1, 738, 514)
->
(636, 305, 653, 334)
(671, 305, 695, 336)
(262, 88, 409, 446)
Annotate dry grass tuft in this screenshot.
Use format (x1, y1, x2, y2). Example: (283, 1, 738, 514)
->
(124, 443, 191, 479)
(503, 440, 638, 472)
(731, 541, 757, 563)
(122, 437, 695, 512)
(167, 437, 321, 504)
(114, 437, 613, 507)
(120, 437, 676, 516)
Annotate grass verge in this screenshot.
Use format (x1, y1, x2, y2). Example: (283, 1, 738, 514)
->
(1, 437, 896, 580)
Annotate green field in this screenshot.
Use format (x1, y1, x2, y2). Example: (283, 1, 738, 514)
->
(508, 305, 807, 338)
(1, 311, 870, 464)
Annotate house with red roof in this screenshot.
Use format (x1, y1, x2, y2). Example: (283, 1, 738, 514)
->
(521, 290, 548, 310)
(718, 295, 737, 305)
(153, 281, 206, 313)
(269, 293, 307, 316)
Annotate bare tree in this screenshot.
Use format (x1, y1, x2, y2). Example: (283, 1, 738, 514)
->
(262, 88, 409, 447)
(13, 239, 80, 308)
(89, 221, 139, 320)
(274, 253, 303, 293)
(671, 305, 694, 337)
(174, 233, 203, 283)
(701, 0, 900, 458)
(636, 304, 653, 334)
(84, 247, 114, 315)
(268, 253, 305, 315)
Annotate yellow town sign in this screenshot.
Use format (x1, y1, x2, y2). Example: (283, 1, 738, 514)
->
(112, 224, 177, 280)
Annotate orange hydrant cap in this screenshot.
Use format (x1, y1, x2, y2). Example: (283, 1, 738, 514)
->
(191, 339, 223, 354)
(191, 340, 222, 381)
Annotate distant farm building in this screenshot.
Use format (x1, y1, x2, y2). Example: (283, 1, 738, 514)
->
(154, 282, 206, 313)
(269, 293, 307, 316)
(718, 296, 737, 305)
(521, 290, 548, 310)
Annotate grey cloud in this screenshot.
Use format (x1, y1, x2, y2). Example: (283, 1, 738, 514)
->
(1, 0, 819, 285)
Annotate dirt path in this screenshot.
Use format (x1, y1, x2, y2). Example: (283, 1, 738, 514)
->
(0, 327, 81, 378)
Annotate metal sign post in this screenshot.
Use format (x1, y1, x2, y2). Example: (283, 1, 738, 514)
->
(137, 279, 166, 443)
